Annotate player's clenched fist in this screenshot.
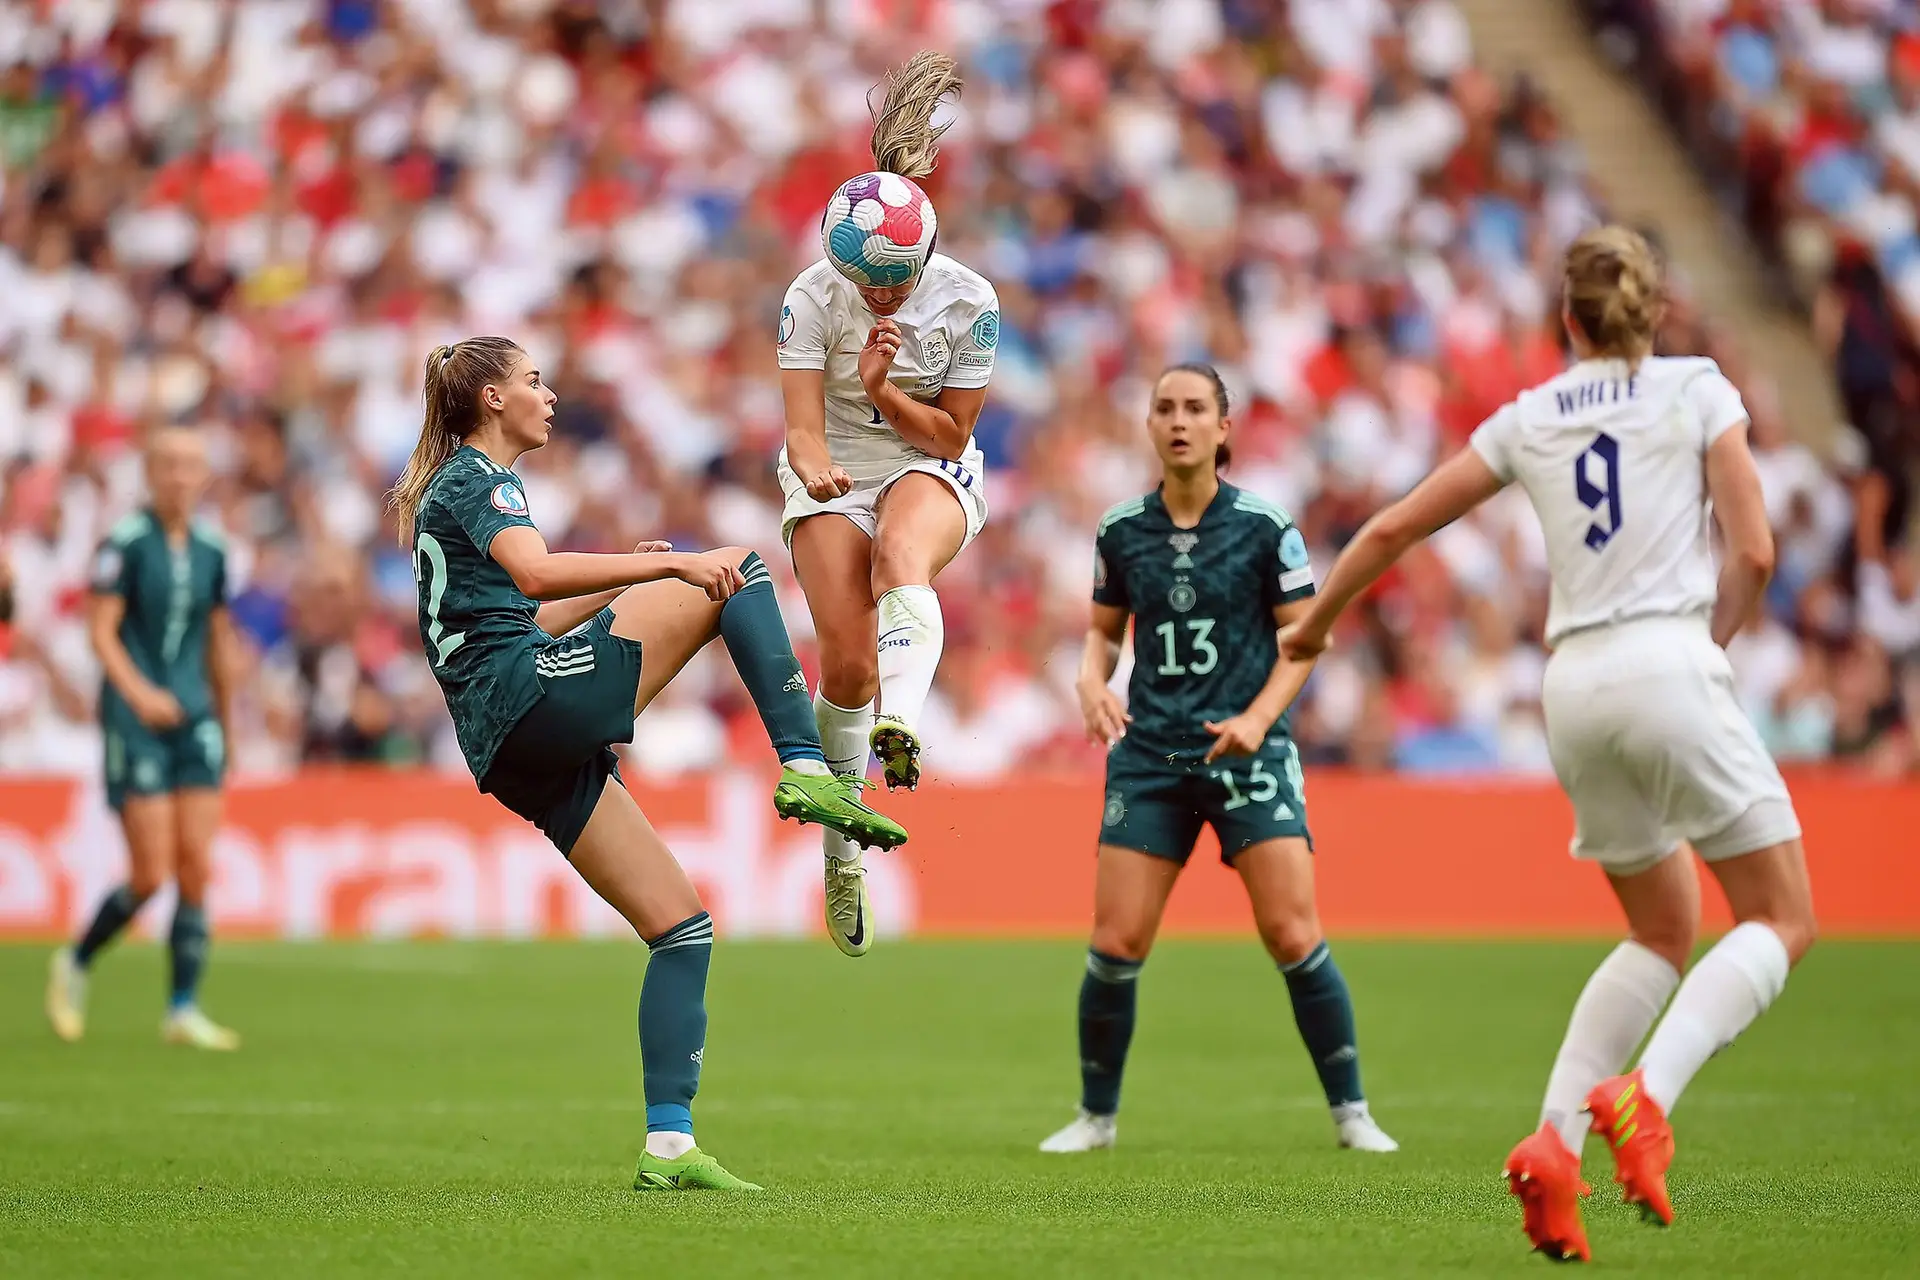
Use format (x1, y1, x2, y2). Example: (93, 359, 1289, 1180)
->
(858, 319, 903, 397)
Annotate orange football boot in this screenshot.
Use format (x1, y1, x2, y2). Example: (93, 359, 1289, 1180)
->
(1503, 1123, 1592, 1263)
(1585, 1069, 1675, 1226)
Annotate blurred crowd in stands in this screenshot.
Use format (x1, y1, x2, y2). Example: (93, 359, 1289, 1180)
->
(0, 0, 1912, 784)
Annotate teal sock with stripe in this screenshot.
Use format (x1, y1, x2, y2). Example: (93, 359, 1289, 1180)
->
(1281, 941, 1365, 1107)
(1078, 949, 1143, 1116)
(73, 884, 147, 968)
(719, 552, 826, 767)
(640, 911, 713, 1135)
(168, 901, 210, 1011)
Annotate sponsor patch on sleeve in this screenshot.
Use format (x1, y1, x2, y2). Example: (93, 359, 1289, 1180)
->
(1279, 526, 1309, 570)
(491, 482, 530, 515)
(969, 309, 999, 351)
(778, 305, 794, 346)
(92, 546, 123, 589)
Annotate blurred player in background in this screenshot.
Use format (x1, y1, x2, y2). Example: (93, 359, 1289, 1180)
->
(1282, 227, 1819, 1261)
(46, 426, 243, 1051)
(1038, 365, 1398, 1157)
(778, 52, 1000, 957)
(390, 337, 907, 1193)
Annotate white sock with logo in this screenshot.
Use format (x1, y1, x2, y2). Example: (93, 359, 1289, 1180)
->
(875, 585, 944, 731)
(1538, 940, 1679, 1153)
(1637, 922, 1790, 1113)
(815, 692, 873, 865)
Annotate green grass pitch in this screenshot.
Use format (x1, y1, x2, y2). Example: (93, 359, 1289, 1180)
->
(3, 939, 1916, 1278)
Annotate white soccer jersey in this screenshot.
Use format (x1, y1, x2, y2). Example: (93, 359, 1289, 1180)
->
(1470, 355, 1750, 647)
(776, 253, 1000, 484)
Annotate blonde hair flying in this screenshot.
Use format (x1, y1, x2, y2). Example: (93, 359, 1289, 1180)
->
(869, 51, 963, 179)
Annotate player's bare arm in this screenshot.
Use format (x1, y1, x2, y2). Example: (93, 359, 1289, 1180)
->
(1283, 448, 1507, 662)
(528, 541, 677, 638)
(206, 606, 243, 750)
(1205, 598, 1317, 764)
(489, 525, 744, 606)
(859, 319, 982, 460)
(1076, 601, 1133, 745)
(88, 592, 182, 729)
(780, 367, 852, 500)
(1703, 421, 1775, 647)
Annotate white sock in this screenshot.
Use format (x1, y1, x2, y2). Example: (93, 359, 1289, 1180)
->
(875, 585, 943, 730)
(815, 692, 873, 865)
(1539, 941, 1679, 1153)
(645, 1131, 696, 1159)
(1637, 921, 1790, 1113)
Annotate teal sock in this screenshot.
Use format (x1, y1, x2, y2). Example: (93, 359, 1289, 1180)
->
(1281, 941, 1365, 1107)
(719, 553, 827, 767)
(169, 902, 210, 1011)
(1078, 949, 1142, 1116)
(640, 911, 713, 1135)
(73, 884, 147, 968)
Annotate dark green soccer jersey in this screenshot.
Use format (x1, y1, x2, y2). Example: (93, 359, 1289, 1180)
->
(1092, 483, 1316, 762)
(90, 511, 228, 725)
(412, 446, 545, 780)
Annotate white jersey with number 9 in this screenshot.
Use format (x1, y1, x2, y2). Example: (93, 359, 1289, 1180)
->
(1471, 354, 1800, 871)
(1469, 355, 1747, 648)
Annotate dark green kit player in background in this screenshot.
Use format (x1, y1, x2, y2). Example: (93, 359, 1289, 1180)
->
(46, 426, 243, 1051)
(1036, 365, 1398, 1156)
(389, 337, 908, 1194)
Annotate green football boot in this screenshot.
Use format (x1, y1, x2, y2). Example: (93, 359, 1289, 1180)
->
(633, 1147, 764, 1193)
(773, 768, 908, 852)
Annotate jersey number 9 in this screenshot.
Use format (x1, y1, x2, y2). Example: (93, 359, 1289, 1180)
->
(1575, 431, 1623, 550)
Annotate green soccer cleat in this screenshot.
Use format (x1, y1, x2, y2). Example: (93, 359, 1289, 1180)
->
(773, 768, 908, 852)
(633, 1147, 764, 1192)
(868, 715, 922, 791)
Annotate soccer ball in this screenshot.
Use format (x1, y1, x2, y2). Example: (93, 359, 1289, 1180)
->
(822, 171, 937, 288)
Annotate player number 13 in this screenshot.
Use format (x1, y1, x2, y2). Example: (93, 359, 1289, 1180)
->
(1153, 618, 1217, 676)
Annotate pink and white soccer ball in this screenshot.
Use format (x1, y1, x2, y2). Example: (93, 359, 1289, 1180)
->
(822, 171, 938, 288)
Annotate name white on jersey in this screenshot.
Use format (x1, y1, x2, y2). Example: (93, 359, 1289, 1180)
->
(1470, 355, 1749, 646)
(776, 253, 999, 484)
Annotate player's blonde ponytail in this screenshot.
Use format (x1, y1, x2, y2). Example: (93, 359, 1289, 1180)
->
(1563, 226, 1664, 368)
(388, 336, 523, 545)
(869, 51, 963, 179)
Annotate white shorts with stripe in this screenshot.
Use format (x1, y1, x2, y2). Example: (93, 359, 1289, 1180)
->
(776, 441, 989, 550)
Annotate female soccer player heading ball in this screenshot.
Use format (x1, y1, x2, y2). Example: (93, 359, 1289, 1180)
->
(1280, 227, 1818, 1262)
(777, 52, 999, 957)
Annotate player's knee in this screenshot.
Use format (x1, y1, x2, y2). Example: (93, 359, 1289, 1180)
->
(818, 650, 877, 707)
(127, 867, 167, 901)
(1089, 922, 1154, 964)
(712, 545, 753, 568)
(869, 543, 930, 599)
(1627, 919, 1695, 973)
(1749, 897, 1818, 965)
(175, 858, 212, 904)
(1256, 915, 1322, 968)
